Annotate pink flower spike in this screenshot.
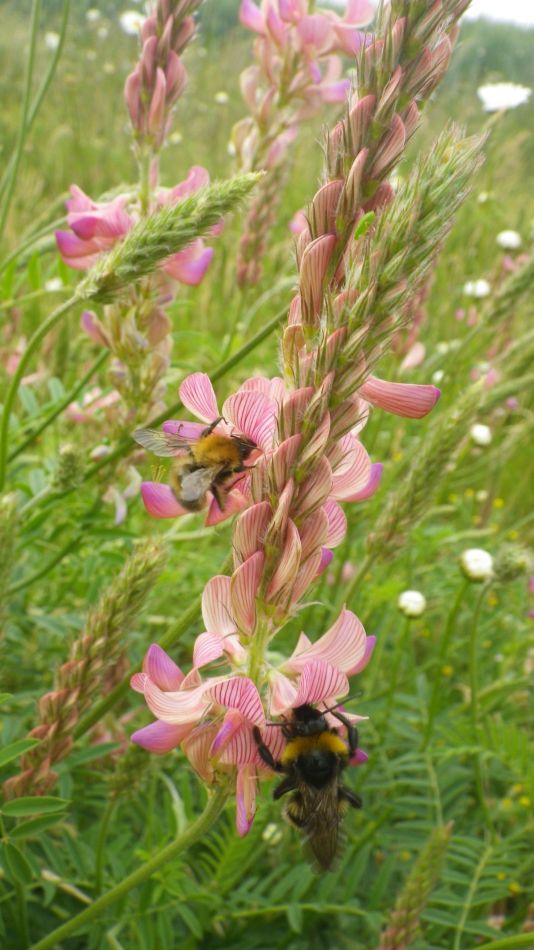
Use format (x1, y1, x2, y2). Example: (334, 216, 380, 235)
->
(163, 240, 214, 285)
(131, 721, 190, 754)
(140, 482, 187, 519)
(293, 660, 349, 707)
(236, 764, 257, 836)
(179, 372, 219, 423)
(223, 390, 277, 453)
(240, 0, 265, 34)
(348, 634, 376, 675)
(144, 644, 184, 690)
(231, 551, 264, 634)
(286, 608, 367, 676)
(360, 376, 441, 419)
(343, 461, 383, 503)
(206, 677, 265, 725)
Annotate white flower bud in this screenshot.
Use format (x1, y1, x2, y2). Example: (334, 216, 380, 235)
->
(463, 279, 491, 299)
(398, 590, 427, 618)
(432, 370, 444, 385)
(496, 230, 522, 250)
(460, 549, 494, 582)
(262, 823, 283, 846)
(470, 423, 492, 447)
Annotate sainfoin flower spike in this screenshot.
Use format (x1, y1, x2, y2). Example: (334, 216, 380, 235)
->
(132, 0, 479, 852)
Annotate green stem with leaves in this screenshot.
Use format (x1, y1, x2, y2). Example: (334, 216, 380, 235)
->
(29, 785, 229, 950)
(423, 578, 470, 748)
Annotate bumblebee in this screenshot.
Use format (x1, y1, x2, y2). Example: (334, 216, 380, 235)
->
(253, 704, 362, 870)
(133, 417, 256, 512)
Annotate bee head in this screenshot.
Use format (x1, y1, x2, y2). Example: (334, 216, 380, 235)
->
(230, 433, 257, 462)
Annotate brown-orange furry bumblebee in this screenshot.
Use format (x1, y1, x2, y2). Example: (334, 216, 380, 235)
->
(134, 417, 256, 512)
(253, 704, 361, 870)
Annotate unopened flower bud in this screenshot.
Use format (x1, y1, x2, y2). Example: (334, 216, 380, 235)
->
(496, 230, 522, 250)
(52, 444, 85, 492)
(470, 423, 492, 447)
(493, 545, 533, 584)
(460, 548, 494, 583)
(262, 822, 283, 846)
(398, 590, 427, 618)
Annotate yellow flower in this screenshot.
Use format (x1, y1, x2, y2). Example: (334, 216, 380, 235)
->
(487, 592, 498, 607)
(441, 665, 454, 677)
(509, 882, 521, 894)
(511, 783, 524, 795)
(496, 871, 507, 880)
(464, 488, 474, 498)
(493, 497, 505, 508)
(519, 796, 531, 808)
(507, 529, 519, 541)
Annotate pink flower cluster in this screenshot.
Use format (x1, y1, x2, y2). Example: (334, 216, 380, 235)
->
(55, 166, 215, 286)
(132, 596, 373, 834)
(234, 0, 374, 170)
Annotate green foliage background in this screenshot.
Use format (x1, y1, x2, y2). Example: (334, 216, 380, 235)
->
(0, 3, 533, 948)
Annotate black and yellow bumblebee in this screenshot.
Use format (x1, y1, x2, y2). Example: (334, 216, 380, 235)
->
(253, 703, 362, 869)
(133, 417, 256, 512)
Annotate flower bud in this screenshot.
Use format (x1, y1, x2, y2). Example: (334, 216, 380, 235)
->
(493, 545, 533, 584)
(52, 444, 85, 492)
(470, 423, 492, 447)
(460, 548, 494, 583)
(398, 590, 426, 618)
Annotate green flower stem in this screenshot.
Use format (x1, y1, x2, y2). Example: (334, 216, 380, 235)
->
(0, 286, 70, 313)
(73, 552, 233, 741)
(0, 294, 82, 491)
(29, 785, 230, 950)
(477, 936, 534, 950)
(385, 616, 412, 720)
(342, 553, 377, 609)
(94, 800, 117, 896)
(14, 879, 30, 948)
(0, 0, 41, 243)
(469, 582, 491, 823)
(8, 350, 109, 461)
(423, 578, 470, 749)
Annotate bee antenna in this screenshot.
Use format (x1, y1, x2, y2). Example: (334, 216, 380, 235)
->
(319, 692, 361, 715)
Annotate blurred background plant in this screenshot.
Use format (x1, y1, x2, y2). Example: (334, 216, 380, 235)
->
(0, 1, 533, 948)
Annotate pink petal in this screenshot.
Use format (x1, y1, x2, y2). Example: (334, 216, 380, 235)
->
(233, 501, 272, 566)
(167, 165, 210, 202)
(271, 434, 302, 492)
(400, 342, 426, 372)
(280, 387, 313, 438)
(359, 376, 441, 419)
(210, 709, 245, 757)
(55, 230, 100, 270)
(298, 508, 329, 559)
(217, 722, 259, 765)
(320, 79, 351, 102)
(205, 488, 249, 526)
(332, 26, 368, 57)
(230, 551, 264, 634)
(131, 672, 148, 694)
(206, 677, 265, 725)
(330, 437, 371, 499)
(294, 456, 332, 519)
(286, 608, 367, 676)
(344, 0, 375, 24)
(239, 0, 265, 33)
(294, 660, 349, 707)
(163, 240, 214, 285)
(143, 678, 212, 724)
(222, 391, 277, 453)
(131, 720, 190, 754)
(343, 462, 383, 503)
(80, 310, 110, 348)
(162, 420, 206, 440)
(266, 519, 302, 600)
(348, 634, 376, 676)
(202, 575, 236, 635)
(350, 748, 369, 766)
(236, 764, 257, 837)
(323, 500, 347, 548)
(179, 372, 219, 423)
(143, 644, 184, 690)
(269, 671, 298, 716)
(182, 722, 218, 783)
(141, 482, 187, 519)
(318, 547, 334, 575)
(193, 631, 225, 668)
(291, 548, 323, 604)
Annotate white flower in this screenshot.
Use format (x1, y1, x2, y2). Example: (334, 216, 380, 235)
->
(86, 8, 101, 21)
(496, 230, 522, 250)
(45, 31, 60, 50)
(432, 370, 444, 385)
(477, 191, 490, 204)
(436, 342, 450, 355)
(476, 489, 488, 503)
(45, 277, 63, 292)
(262, 823, 283, 846)
(214, 91, 229, 105)
(119, 10, 145, 35)
(103, 62, 115, 74)
(460, 549, 494, 582)
(168, 131, 183, 145)
(463, 279, 490, 299)
(470, 423, 492, 447)
(477, 82, 531, 113)
(398, 590, 427, 618)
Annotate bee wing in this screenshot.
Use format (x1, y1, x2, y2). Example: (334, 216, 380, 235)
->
(179, 465, 225, 507)
(294, 781, 343, 871)
(133, 427, 189, 457)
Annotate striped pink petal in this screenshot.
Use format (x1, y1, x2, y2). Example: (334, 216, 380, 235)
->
(231, 551, 264, 634)
(291, 548, 323, 604)
(298, 507, 328, 559)
(294, 456, 332, 518)
(202, 575, 236, 635)
(179, 372, 219, 423)
(130, 672, 148, 694)
(143, 678, 213, 724)
(269, 671, 298, 716)
(317, 547, 334, 575)
(239, 0, 265, 33)
(348, 634, 376, 675)
(236, 763, 257, 837)
(330, 437, 371, 499)
(131, 721, 191, 754)
(323, 499, 347, 548)
(206, 677, 265, 725)
(193, 631, 225, 668)
(280, 387, 313, 437)
(359, 376, 441, 419)
(140, 482, 187, 518)
(163, 241, 214, 286)
(294, 660, 349, 706)
(143, 644, 184, 690)
(233, 501, 272, 566)
(343, 462, 383, 503)
(217, 722, 258, 766)
(182, 723, 218, 783)
(286, 608, 367, 675)
(162, 420, 206, 440)
(210, 709, 245, 757)
(266, 519, 302, 600)
(205, 487, 248, 526)
(222, 390, 277, 452)
(271, 435, 302, 492)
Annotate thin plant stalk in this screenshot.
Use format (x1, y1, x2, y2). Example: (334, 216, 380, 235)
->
(94, 800, 117, 896)
(423, 578, 470, 748)
(469, 582, 492, 825)
(29, 785, 230, 950)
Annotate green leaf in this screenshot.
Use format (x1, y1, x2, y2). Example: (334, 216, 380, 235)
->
(47, 377, 65, 401)
(2, 796, 69, 817)
(354, 211, 375, 239)
(18, 385, 40, 417)
(286, 903, 303, 934)
(10, 814, 64, 840)
(2, 841, 33, 885)
(176, 904, 203, 939)
(0, 738, 40, 769)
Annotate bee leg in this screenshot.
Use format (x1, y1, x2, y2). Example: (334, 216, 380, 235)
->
(252, 726, 285, 773)
(339, 786, 362, 809)
(273, 775, 296, 800)
(285, 793, 306, 827)
(211, 483, 226, 512)
(330, 709, 359, 758)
